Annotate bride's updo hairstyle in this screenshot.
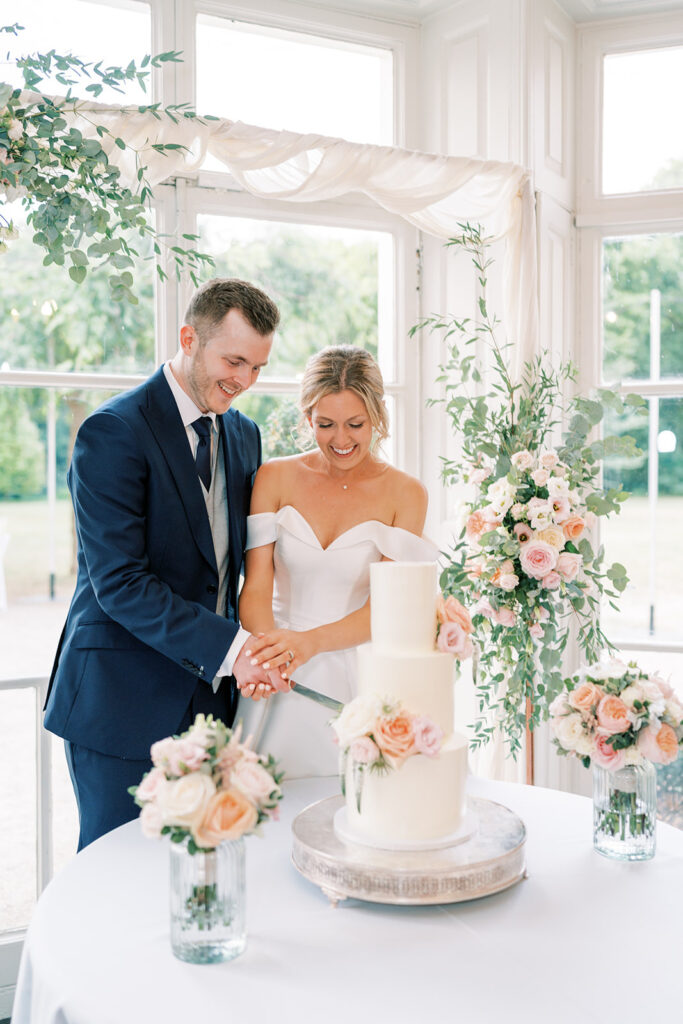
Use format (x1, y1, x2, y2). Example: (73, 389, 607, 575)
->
(298, 345, 389, 449)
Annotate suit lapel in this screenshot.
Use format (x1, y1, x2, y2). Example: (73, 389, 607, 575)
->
(140, 369, 217, 574)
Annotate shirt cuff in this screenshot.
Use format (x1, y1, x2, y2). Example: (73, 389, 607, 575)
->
(212, 627, 251, 693)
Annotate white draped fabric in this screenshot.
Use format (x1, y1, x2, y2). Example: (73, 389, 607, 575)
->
(24, 93, 539, 363)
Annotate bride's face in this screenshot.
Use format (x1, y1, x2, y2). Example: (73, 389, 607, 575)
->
(310, 389, 374, 472)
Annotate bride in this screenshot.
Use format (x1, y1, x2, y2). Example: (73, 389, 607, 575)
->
(237, 345, 437, 776)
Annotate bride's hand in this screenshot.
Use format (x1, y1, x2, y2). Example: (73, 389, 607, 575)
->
(245, 629, 316, 680)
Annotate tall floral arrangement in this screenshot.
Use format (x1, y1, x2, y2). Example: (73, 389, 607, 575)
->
(0, 23, 214, 302)
(412, 225, 645, 756)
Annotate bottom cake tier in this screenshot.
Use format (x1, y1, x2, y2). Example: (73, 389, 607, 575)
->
(340, 732, 468, 846)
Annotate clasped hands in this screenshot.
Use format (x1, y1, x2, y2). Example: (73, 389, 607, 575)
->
(234, 629, 315, 702)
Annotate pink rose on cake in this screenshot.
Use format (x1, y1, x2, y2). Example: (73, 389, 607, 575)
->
(412, 717, 444, 757)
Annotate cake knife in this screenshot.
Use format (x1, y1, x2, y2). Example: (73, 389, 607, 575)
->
(290, 681, 344, 714)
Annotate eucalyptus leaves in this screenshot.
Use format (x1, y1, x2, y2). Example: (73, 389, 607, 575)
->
(413, 225, 645, 756)
(0, 23, 214, 302)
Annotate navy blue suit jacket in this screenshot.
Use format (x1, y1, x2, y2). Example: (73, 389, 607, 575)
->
(44, 367, 261, 759)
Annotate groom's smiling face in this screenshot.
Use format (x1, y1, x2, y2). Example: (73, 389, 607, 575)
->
(178, 308, 273, 414)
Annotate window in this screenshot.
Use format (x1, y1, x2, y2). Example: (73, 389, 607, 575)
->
(0, 0, 154, 954)
(603, 47, 683, 195)
(195, 16, 394, 144)
(0, 0, 417, 981)
(578, 16, 683, 829)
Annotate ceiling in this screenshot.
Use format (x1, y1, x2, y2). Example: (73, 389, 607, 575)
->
(307, 0, 683, 24)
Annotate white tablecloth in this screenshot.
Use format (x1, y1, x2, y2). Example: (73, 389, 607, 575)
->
(11, 777, 682, 1024)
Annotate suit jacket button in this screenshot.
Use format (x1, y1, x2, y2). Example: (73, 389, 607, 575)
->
(207, 584, 217, 595)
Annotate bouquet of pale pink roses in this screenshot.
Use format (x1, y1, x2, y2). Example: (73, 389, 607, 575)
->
(130, 714, 283, 853)
(550, 660, 683, 770)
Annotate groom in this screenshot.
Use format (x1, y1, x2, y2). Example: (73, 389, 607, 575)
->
(45, 278, 284, 849)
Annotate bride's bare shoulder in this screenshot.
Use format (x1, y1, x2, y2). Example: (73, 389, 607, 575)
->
(379, 465, 428, 529)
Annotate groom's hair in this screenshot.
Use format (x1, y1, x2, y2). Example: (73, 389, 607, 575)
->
(184, 278, 280, 341)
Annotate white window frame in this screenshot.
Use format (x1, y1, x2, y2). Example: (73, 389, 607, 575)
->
(577, 14, 683, 661)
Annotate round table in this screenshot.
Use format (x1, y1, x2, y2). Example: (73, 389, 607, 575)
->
(11, 776, 683, 1024)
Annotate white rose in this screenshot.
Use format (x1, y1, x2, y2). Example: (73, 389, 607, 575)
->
(620, 684, 644, 708)
(539, 449, 559, 470)
(588, 659, 629, 681)
(332, 694, 384, 747)
(547, 476, 569, 498)
(622, 746, 644, 766)
(553, 712, 585, 751)
(231, 759, 277, 804)
(511, 450, 534, 470)
(7, 118, 23, 141)
(157, 772, 215, 829)
(665, 698, 683, 723)
(574, 733, 594, 758)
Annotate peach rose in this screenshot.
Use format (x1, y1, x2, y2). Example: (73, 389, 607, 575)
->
(519, 540, 558, 579)
(556, 552, 582, 582)
(568, 682, 602, 713)
(192, 787, 258, 846)
(592, 733, 626, 771)
(596, 695, 631, 734)
(531, 468, 549, 487)
(638, 723, 679, 765)
(562, 515, 585, 541)
(542, 571, 561, 589)
(465, 509, 498, 544)
(374, 713, 417, 763)
(437, 594, 473, 633)
(537, 525, 565, 550)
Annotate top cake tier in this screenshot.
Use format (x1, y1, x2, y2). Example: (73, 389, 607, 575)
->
(370, 561, 439, 654)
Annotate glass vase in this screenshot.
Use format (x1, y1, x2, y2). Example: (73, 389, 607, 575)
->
(592, 761, 657, 861)
(169, 838, 246, 963)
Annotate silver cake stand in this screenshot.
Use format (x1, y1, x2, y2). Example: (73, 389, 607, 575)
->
(291, 795, 527, 906)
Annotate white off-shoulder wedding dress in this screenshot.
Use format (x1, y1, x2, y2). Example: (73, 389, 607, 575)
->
(239, 505, 437, 778)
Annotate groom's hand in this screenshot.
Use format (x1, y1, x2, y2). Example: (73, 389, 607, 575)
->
(233, 635, 291, 701)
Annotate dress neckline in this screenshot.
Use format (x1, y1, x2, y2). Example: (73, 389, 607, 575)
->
(275, 504, 390, 552)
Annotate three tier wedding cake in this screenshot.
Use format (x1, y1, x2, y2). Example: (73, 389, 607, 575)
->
(333, 561, 469, 849)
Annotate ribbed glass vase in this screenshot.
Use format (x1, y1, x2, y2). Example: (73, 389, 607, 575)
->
(592, 761, 657, 861)
(169, 838, 246, 963)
